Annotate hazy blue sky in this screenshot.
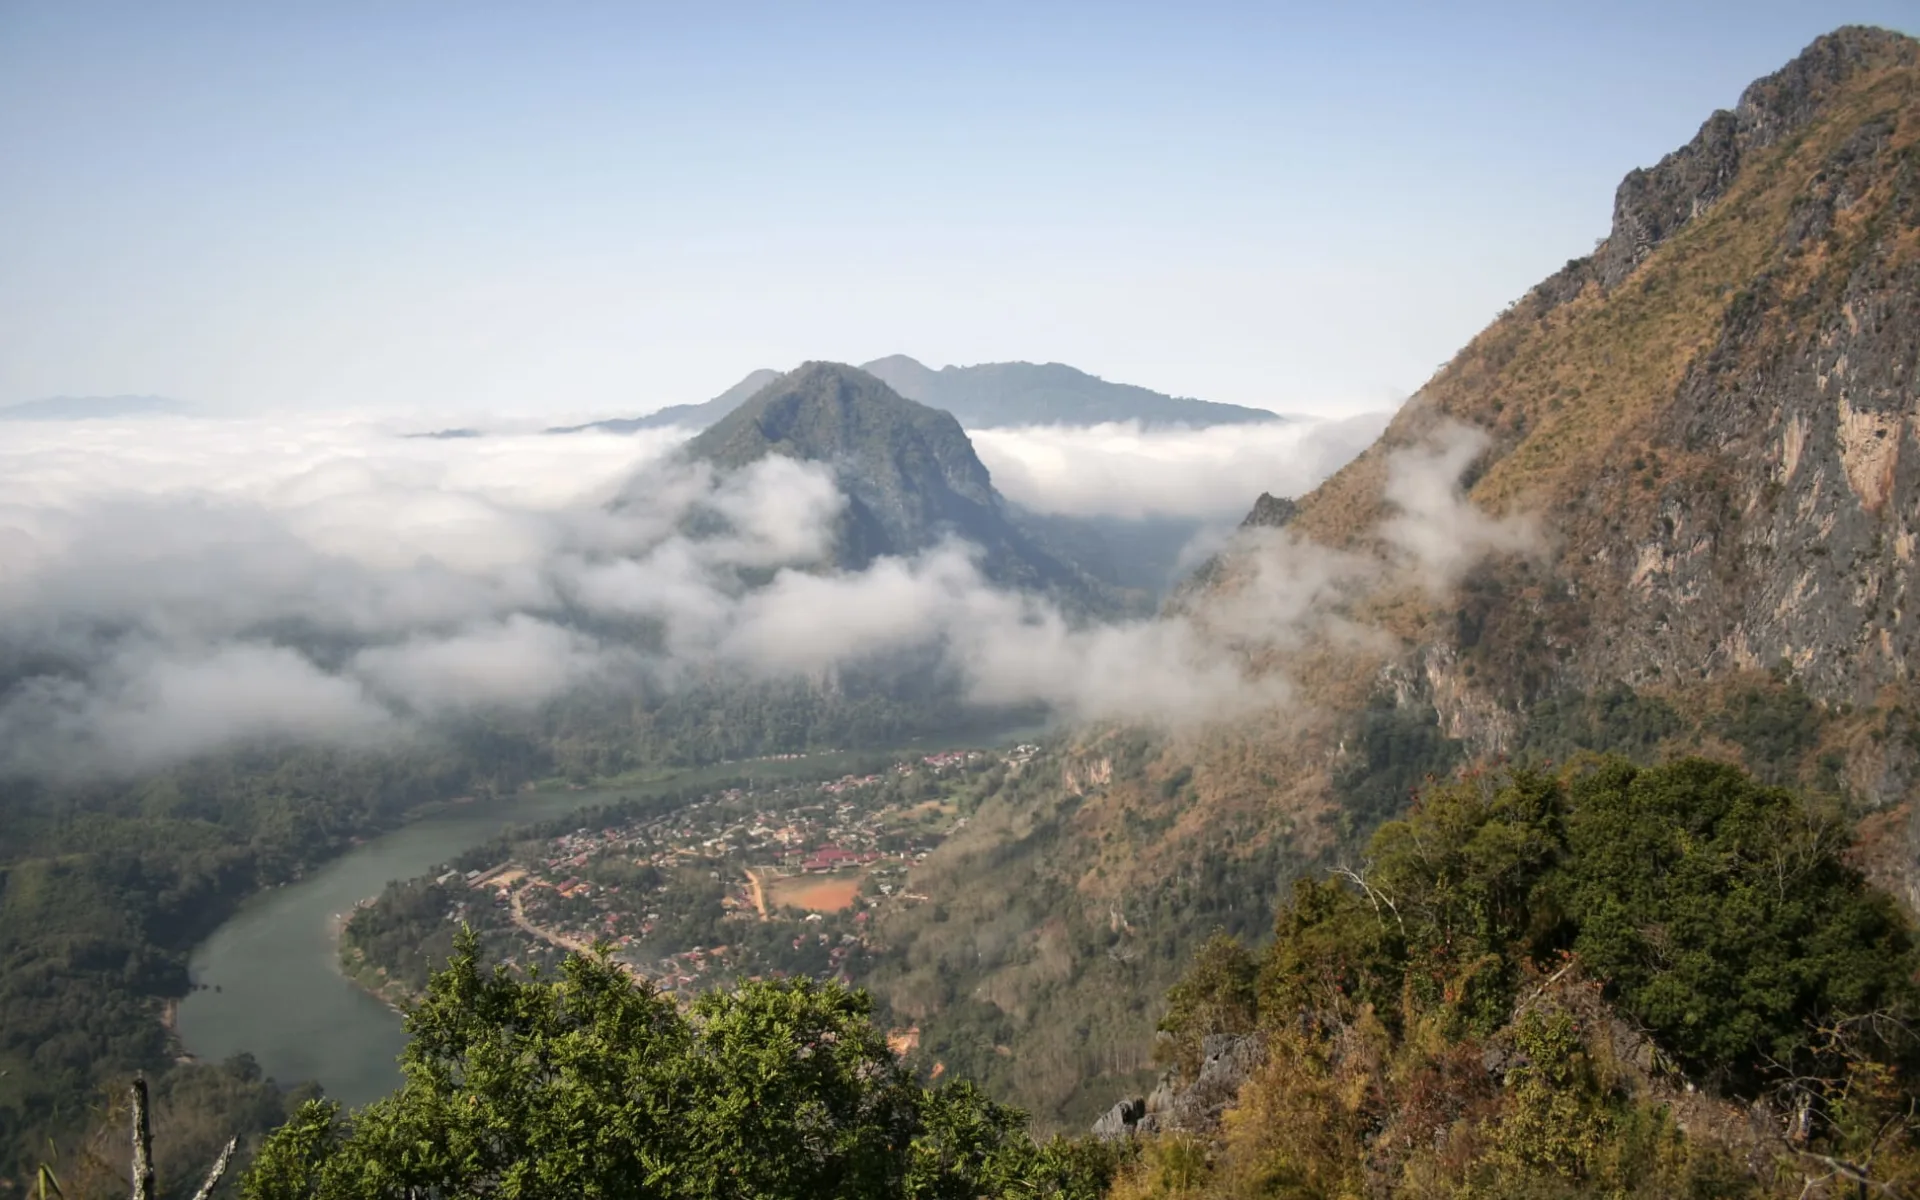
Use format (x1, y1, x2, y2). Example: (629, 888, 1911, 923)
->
(2, 2, 1912, 419)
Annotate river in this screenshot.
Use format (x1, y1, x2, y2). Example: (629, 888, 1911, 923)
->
(174, 788, 624, 1109)
(174, 728, 1052, 1108)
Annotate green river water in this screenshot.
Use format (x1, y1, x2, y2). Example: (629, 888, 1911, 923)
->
(174, 788, 623, 1108)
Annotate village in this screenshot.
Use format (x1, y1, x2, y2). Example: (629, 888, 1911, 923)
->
(355, 744, 1039, 1001)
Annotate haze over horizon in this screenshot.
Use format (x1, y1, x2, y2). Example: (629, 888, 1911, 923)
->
(3, 2, 1912, 421)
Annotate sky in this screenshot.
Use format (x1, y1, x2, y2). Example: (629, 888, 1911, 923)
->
(2, 1, 1914, 422)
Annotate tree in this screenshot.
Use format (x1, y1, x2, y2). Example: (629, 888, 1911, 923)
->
(242, 930, 1113, 1199)
(1560, 758, 1920, 1091)
(1156, 932, 1257, 1078)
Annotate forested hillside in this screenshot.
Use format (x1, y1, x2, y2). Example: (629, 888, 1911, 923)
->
(0, 679, 1027, 1188)
(1115, 757, 1920, 1197)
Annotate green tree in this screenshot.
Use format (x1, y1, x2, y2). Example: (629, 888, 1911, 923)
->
(1560, 758, 1920, 1090)
(242, 930, 1113, 1199)
(1156, 933, 1257, 1078)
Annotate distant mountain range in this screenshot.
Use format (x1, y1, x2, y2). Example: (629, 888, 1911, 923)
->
(547, 370, 784, 435)
(859, 356, 1281, 428)
(676, 361, 1132, 612)
(550, 357, 1282, 436)
(0, 394, 187, 420)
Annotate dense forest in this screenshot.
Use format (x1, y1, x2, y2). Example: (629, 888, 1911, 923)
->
(56, 750, 1914, 1199)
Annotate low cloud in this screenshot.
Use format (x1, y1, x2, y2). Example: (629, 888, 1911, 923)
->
(0, 410, 1525, 777)
(0, 641, 389, 775)
(1377, 423, 1538, 590)
(968, 414, 1393, 520)
(353, 616, 612, 715)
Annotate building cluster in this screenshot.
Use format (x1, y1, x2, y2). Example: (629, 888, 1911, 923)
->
(426, 745, 1022, 1000)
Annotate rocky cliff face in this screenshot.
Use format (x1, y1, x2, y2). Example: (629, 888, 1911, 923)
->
(1281, 26, 1920, 725)
(1590, 28, 1899, 289)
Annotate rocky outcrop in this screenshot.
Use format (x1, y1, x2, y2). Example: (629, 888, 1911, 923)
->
(1091, 1033, 1266, 1139)
(1090, 1097, 1144, 1141)
(678, 362, 1125, 611)
(1597, 26, 1915, 288)
(1241, 492, 1298, 530)
(1575, 144, 1920, 708)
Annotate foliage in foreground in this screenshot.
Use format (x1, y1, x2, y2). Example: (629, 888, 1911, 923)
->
(1135, 757, 1920, 1198)
(242, 930, 1118, 1199)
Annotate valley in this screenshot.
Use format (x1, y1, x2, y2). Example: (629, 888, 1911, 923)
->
(336, 744, 1028, 1008)
(4, 16, 1920, 1199)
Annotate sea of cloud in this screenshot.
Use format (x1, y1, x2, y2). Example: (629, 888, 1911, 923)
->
(967, 413, 1392, 521)
(0, 409, 1524, 777)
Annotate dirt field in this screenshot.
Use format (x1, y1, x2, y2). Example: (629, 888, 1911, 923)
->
(767, 871, 865, 912)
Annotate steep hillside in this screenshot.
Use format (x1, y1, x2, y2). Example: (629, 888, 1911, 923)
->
(1209, 22, 1920, 853)
(866, 25, 1920, 1131)
(860, 355, 1284, 428)
(683, 361, 1129, 611)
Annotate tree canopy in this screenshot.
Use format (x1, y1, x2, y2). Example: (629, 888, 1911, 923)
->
(242, 930, 1114, 1199)
(1141, 756, 1920, 1197)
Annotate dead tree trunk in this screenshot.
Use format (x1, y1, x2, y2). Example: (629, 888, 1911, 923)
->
(127, 1078, 238, 1200)
(130, 1078, 154, 1200)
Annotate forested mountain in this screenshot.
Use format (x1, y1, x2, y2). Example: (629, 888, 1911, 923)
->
(851, 23, 1920, 1167)
(683, 361, 1132, 611)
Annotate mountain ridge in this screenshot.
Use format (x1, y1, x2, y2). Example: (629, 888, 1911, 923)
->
(857, 355, 1286, 428)
(860, 22, 1920, 1136)
(546, 369, 783, 435)
(549, 357, 1282, 435)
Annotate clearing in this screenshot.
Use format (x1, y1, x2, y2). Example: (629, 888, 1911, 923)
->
(767, 872, 865, 913)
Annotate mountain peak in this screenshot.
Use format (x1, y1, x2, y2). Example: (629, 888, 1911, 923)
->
(688, 362, 992, 501)
(684, 363, 1118, 607)
(1588, 25, 1918, 289)
(1233, 21, 1920, 709)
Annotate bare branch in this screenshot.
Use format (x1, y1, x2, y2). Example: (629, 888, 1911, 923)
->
(1513, 958, 1580, 1016)
(188, 1136, 239, 1200)
(1790, 1149, 1904, 1198)
(129, 1078, 154, 1200)
(1332, 863, 1404, 933)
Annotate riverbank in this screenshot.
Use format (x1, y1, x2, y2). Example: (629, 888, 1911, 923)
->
(175, 785, 645, 1107)
(337, 937, 419, 1016)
